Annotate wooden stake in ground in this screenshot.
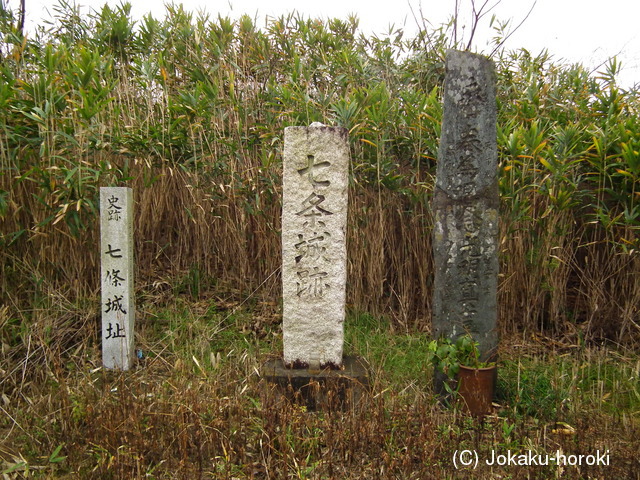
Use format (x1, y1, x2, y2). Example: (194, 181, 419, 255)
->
(100, 187, 135, 370)
(432, 50, 499, 387)
(282, 123, 349, 369)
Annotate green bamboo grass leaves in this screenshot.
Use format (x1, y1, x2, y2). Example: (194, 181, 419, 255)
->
(0, 2, 638, 341)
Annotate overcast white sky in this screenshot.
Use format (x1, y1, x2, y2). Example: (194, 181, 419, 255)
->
(13, 0, 640, 88)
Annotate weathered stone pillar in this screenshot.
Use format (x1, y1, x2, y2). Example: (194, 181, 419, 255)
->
(432, 50, 499, 362)
(281, 123, 349, 369)
(100, 187, 135, 370)
(263, 124, 368, 410)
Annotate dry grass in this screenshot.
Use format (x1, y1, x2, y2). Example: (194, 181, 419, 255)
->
(1, 4, 639, 346)
(1, 6, 639, 478)
(1, 299, 638, 479)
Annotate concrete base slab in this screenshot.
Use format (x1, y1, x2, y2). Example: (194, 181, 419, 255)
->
(262, 355, 370, 410)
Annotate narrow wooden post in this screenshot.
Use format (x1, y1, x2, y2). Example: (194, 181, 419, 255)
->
(100, 187, 135, 370)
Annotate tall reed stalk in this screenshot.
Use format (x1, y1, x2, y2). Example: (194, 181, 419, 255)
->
(0, 2, 638, 345)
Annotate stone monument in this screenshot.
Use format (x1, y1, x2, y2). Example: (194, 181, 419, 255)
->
(263, 123, 368, 409)
(432, 50, 499, 389)
(100, 187, 135, 370)
(281, 123, 349, 368)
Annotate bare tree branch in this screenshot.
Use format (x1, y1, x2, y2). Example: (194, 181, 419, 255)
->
(466, 0, 502, 50)
(489, 0, 538, 57)
(18, 0, 25, 35)
(407, 0, 433, 50)
(453, 0, 460, 47)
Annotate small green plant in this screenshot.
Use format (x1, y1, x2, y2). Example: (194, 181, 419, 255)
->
(499, 418, 519, 449)
(428, 334, 494, 379)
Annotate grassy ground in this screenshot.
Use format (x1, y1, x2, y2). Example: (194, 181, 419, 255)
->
(1, 295, 638, 479)
(1, 4, 639, 478)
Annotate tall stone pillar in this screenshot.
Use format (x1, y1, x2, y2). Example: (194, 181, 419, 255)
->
(263, 123, 368, 410)
(281, 123, 349, 369)
(432, 50, 499, 364)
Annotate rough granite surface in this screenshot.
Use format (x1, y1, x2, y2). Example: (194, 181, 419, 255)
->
(282, 125, 349, 367)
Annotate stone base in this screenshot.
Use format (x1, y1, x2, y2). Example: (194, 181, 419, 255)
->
(262, 355, 370, 410)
